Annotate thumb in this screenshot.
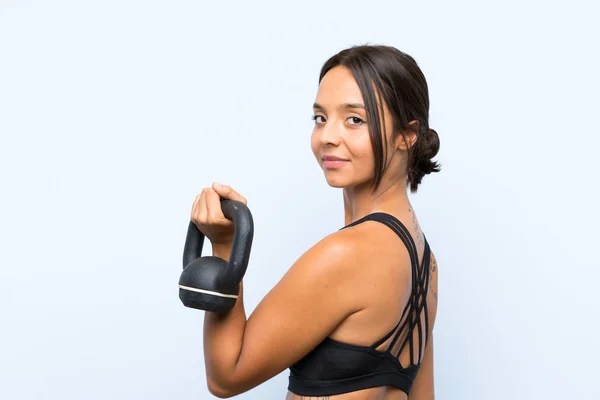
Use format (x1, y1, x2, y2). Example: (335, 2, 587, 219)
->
(212, 182, 247, 205)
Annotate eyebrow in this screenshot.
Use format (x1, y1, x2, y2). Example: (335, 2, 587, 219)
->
(313, 102, 365, 111)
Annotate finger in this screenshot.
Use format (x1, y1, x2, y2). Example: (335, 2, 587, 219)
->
(212, 182, 247, 205)
(191, 193, 201, 220)
(206, 188, 226, 224)
(194, 188, 208, 225)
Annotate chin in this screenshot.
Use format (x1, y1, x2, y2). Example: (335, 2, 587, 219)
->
(324, 172, 373, 190)
(323, 175, 353, 188)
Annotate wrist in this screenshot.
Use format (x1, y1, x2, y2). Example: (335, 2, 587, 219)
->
(212, 242, 232, 260)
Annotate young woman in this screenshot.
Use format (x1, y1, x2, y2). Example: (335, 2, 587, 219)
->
(191, 44, 441, 399)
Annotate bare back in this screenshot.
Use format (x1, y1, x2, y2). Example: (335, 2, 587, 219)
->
(286, 208, 439, 400)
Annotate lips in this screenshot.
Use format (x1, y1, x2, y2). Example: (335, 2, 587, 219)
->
(322, 155, 349, 170)
(322, 155, 349, 161)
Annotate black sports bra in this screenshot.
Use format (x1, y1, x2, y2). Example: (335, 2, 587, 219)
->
(288, 212, 431, 397)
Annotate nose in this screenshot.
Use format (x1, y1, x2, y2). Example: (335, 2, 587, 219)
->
(319, 119, 343, 146)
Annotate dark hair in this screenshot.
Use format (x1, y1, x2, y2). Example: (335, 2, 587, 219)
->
(318, 44, 441, 193)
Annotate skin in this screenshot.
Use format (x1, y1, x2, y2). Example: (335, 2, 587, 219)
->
(191, 65, 438, 399)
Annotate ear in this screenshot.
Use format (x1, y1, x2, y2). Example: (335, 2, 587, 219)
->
(396, 120, 419, 151)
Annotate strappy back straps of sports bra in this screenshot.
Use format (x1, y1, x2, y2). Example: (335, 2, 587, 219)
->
(339, 212, 432, 366)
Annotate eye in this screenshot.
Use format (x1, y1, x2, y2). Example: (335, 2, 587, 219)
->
(311, 114, 325, 124)
(347, 116, 366, 126)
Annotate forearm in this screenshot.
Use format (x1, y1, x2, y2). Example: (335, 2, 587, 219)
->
(203, 243, 248, 392)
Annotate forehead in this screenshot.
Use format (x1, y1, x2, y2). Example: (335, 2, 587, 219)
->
(314, 65, 390, 117)
(315, 66, 363, 103)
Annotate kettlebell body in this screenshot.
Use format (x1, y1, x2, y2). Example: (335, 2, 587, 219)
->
(179, 199, 253, 313)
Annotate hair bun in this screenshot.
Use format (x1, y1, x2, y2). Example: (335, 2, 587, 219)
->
(424, 128, 440, 159)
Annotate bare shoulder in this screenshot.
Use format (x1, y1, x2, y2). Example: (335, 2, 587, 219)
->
(284, 227, 371, 285)
(280, 222, 402, 298)
(318, 220, 414, 294)
(314, 220, 406, 269)
(335, 218, 415, 268)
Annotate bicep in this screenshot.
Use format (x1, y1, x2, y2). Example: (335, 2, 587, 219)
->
(408, 335, 435, 400)
(227, 234, 362, 394)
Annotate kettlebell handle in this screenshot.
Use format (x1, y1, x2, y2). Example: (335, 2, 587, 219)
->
(182, 199, 254, 283)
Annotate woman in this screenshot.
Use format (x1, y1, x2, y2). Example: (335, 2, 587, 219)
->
(191, 44, 441, 399)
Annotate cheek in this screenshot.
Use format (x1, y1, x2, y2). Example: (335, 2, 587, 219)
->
(349, 133, 374, 162)
(347, 133, 376, 177)
(310, 129, 320, 158)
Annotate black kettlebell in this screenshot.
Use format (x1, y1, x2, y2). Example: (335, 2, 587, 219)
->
(179, 199, 254, 313)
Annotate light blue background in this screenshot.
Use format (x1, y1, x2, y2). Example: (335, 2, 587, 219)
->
(1, 1, 599, 399)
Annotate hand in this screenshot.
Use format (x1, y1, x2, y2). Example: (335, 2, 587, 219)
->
(191, 182, 248, 247)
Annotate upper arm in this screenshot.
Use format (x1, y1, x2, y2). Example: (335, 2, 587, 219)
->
(222, 231, 365, 395)
(408, 335, 435, 400)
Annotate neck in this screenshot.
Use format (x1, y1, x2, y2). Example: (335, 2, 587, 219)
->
(343, 177, 410, 226)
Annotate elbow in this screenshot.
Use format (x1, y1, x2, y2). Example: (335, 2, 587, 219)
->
(206, 362, 247, 397)
(207, 379, 237, 398)
(208, 384, 231, 398)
